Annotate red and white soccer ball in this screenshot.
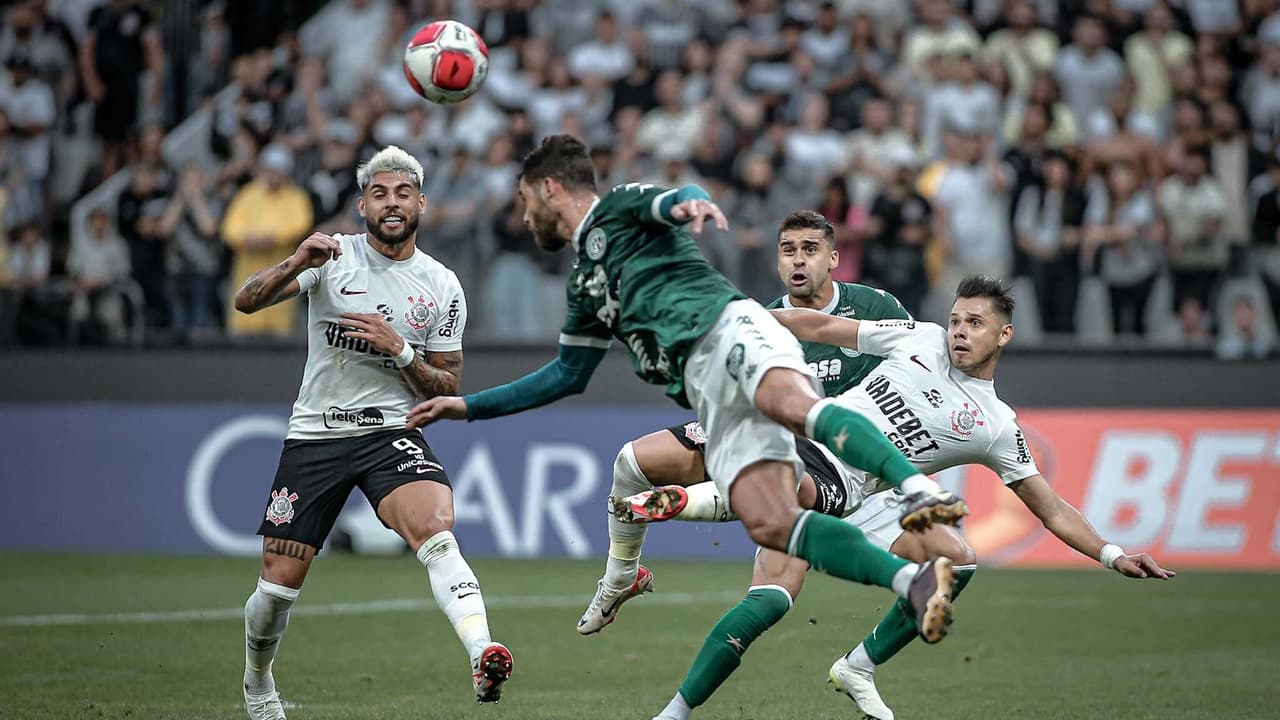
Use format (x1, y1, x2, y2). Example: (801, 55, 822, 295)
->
(403, 20, 489, 105)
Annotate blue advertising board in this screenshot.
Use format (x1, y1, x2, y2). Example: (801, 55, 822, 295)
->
(0, 405, 756, 559)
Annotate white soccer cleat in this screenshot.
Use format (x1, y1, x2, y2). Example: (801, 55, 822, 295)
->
(828, 654, 895, 720)
(576, 565, 654, 635)
(244, 686, 288, 720)
(473, 642, 514, 703)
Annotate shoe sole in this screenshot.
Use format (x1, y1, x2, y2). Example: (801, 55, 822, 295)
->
(475, 645, 513, 704)
(608, 488, 687, 524)
(918, 558, 956, 645)
(900, 499, 969, 532)
(577, 569, 655, 636)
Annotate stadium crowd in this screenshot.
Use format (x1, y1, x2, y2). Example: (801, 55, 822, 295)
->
(0, 0, 1277, 359)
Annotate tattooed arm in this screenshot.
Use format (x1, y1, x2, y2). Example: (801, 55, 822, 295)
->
(400, 349, 463, 400)
(234, 232, 342, 314)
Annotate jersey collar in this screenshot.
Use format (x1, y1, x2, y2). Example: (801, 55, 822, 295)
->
(781, 282, 841, 315)
(571, 197, 601, 253)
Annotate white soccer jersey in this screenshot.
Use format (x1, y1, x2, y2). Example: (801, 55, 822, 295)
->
(287, 233, 467, 439)
(817, 319, 1040, 509)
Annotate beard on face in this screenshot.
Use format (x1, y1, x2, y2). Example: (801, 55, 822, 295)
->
(366, 210, 420, 246)
(529, 205, 568, 251)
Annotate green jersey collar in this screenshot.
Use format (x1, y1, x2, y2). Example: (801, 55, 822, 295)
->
(571, 197, 601, 253)
(781, 282, 841, 315)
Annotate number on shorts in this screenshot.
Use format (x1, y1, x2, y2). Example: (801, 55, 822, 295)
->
(392, 437, 423, 455)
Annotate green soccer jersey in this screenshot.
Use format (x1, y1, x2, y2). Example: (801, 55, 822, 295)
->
(559, 183, 746, 407)
(766, 282, 911, 396)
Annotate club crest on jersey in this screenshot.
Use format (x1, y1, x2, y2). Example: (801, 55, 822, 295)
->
(266, 487, 299, 526)
(950, 402, 985, 438)
(404, 294, 434, 330)
(585, 227, 607, 260)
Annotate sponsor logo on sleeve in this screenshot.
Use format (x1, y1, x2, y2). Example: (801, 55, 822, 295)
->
(438, 298, 461, 337)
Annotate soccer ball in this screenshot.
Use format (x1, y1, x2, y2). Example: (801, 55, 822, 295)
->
(403, 20, 489, 105)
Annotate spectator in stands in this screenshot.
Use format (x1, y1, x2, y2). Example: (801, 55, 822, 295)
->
(845, 96, 915, 206)
(485, 197, 548, 341)
(304, 119, 360, 232)
(302, 0, 389, 105)
(824, 12, 889, 131)
(0, 2, 77, 116)
(1251, 155, 1280, 330)
(67, 207, 131, 345)
(1124, 1, 1194, 118)
(635, 0, 703, 72)
(1, 55, 56, 209)
(116, 161, 172, 333)
(723, 153, 793, 302)
(221, 143, 312, 339)
(921, 39, 999, 159)
(637, 70, 704, 162)
(931, 121, 1015, 290)
(1081, 76, 1163, 183)
(568, 12, 634, 82)
(802, 3, 850, 74)
(1159, 147, 1229, 329)
(901, 0, 980, 85)
(1003, 70, 1080, 149)
(783, 93, 847, 188)
(818, 177, 866, 283)
(1085, 160, 1163, 336)
(1014, 149, 1085, 333)
(865, 144, 930, 317)
(1242, 45, 1280, 152)
(1209, 100, 1268, 247)
(422, 145, 488, 295)
(82, 0, 162, 179)
(161, 165, 224, 343)
(984, 0, 1058, 100)
(1216, 295, 1275, 359)
(1055, 15, 1126, 130)
(7, 223, 55, 344)
(0, 110, 40, 234)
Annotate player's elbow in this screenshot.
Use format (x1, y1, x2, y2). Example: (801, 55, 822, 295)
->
(233, 292, 256, 315)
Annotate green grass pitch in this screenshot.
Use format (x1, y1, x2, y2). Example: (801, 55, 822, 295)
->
(1, 554, 1276, 719)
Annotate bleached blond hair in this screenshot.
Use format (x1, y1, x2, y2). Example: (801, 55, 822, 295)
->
(356, 145, 424, 190)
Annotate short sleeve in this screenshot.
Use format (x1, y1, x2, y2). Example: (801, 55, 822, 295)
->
(296, 265, 322, 293)
(856, 319, 943, 358)
(985, 421, 1041, 485)
(423, 274, 466, 352)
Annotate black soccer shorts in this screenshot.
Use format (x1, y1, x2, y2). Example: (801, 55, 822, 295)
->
(664, 421, 847, 518)
(257, 428, 450, 549)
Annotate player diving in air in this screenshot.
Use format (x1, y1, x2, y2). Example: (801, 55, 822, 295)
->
(406, 135, 971, 714)
(624, 275, 1176, 720)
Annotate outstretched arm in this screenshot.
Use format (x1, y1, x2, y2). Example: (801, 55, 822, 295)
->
(234, 232, 341, 314)
(1011, 474, 1175, 579)
(771, 308, 862, 348)
(405, 343, 607, 427)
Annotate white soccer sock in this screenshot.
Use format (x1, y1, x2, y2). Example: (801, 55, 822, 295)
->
(658, 691, 693, 720)
(676, 482, 735, 522)
(891, 563, 920, 599)
(900, 473, 943, 497)
(417, 530, 491, 661)
(604, 443, 649, 589)
(846, 641, 877, 672)
(243, 577, 299, 695)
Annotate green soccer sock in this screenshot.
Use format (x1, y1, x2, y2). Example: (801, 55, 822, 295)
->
(678, 586, 792, 707)
(862, 564, 976, 665)
(808, 402, 922, 488)
(788, 511, 910, 589)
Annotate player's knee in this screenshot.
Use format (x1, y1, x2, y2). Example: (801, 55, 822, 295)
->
(403, 510, 455, 548)
(752, 369, 819, 434)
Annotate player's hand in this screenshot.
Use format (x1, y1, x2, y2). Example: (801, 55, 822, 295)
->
(292, 233, 342, 269)
(339, 312, 403, 356)
(669, 199, 729, 235)
(406, 396, 468, 428)
(1112, 552, 1175, 579)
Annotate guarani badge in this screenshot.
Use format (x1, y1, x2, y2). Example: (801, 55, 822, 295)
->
(585, 227, 607, 260)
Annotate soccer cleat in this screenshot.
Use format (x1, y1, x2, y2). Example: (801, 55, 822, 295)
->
(898, 489, 968, 531)
(610, 486, 688, 524)
(472, 642, 513, 703)
(576, 565, 654, 635)
(907, 557, 956, 644)
(827, 655, 895, 720)
(244, 686, 287, 720)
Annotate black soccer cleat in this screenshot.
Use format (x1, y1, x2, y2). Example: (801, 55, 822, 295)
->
(898, 489, 968, 532)
(907, 557, 956, 644)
